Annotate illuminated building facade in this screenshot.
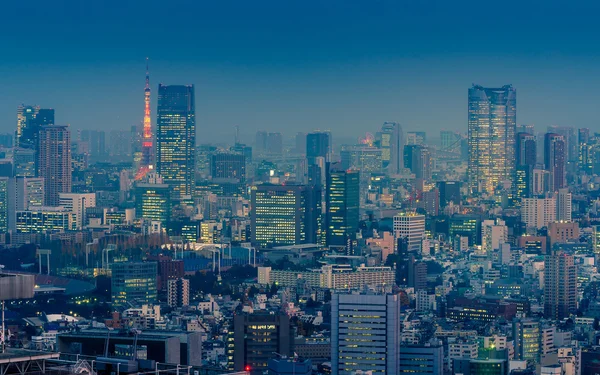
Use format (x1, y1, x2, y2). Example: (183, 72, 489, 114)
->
(135, 183, 171, 224)
(251, 184, 321, 248)
(210, 153, 246, 183)
(37, 125, 72, 206)
(233, 312, 291, 375)
(340, 146, 382, 173)
(141, 59, 153, 171)
(19, 108, 55, 150)
(111, 261, 158, 307)
(468, 85, 516, 194)
(0, 178, 8, 233)
(449, 214, 481, 246)
(325, 168, 359, 249)
(156, 84, 196, 201)
(16, 105, 39, 148)
(13, 148, 36, 177)
(332, 293, 401, 375)
(15, 208, 73, 233)
(8, 177, 44, 231)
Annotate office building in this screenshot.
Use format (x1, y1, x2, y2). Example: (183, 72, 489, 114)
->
(379, 122, 404, 175)
(233, 312, 291, 375)
(404, 144, 432, 180)
(58, 193, 95, 229)
(467, 85, 516, 194)
(7, 177, 44, 231)
(548, 221, 579, 245)
(15, 208, 74, 233)
(210, 153, 246, 183)
(399, 343, 444, 375)
(593, 225, 600, 255)
(544, 133, 566, 191)
(449, 215, 481, 246)
(251, 184, 321, 247)
(38, 125, 71, 206)
(406, 131, 426, 145)
(156, 84, 196, 200)
(331, 293, 400, 375)
(111, 261, 158, 307)
(481, 219, 507, 253)
(340, 146, 382, 173)
(556, 188, 572, 222)
(306, 132, 331, 165)
(16, 105, 39, 148)
(513, 318, 540, 361)
(13, 148, 36, 177)
(167, 278, 190, 307)
(19, 108, 55, 150)
(325, 168, 360, 249)
(544, 250, 576, 320)
(515, 132, 537, 199)
(532, 168, 551, 195)
(521, 197, 556, 229)
(267, 357, 311, 375)
(548, 125, 576, 162)
(393, 212, 426, 253)
(0, 178, 8, 233)
(135, 182, 172, 224)
(438, 181, 460, 207)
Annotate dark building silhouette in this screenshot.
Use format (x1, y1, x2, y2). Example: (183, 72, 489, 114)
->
(544, 133, 566, 192)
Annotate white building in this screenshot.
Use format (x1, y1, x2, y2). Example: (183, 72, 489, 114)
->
(556, 188, 572, 222)
(481, 219, 507, 253)
(521, 197, 556, 229)
(59, 192, 96, 229)
(332, 292, 400, 375)
(8, 177, 44, 231)
(393, 212, 425, 253)
(167, 278, 190, 307)
(448, 341, 478, 372)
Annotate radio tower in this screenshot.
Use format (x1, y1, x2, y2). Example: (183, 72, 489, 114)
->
(136, 57, 153, 180)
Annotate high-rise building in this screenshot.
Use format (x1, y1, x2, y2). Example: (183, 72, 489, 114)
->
(393, 212, 426, 253)
(449, 214, 481, 246)
(404, 144, 432, 180)
(331, 292, 401, 375)
(325, 168, 360, 249)
(135, 182, 172, 224)
(255, 131, 268, 153)
(521, 197, 556, 229)
(233, 312, 291, 375)
(16, 105, 39, 148)
(399, 343, 444, 375)
(468, 85, 516, 194)
(556, 188, 572, 222)
(156, 84, 196, 201)
(544, 250, 576, 320)
(381, 122, 404, 175)
(80, 130, 107, 161)
(515, 134, 536, 198)
(210, 153, 246, 183)
(340, 146, 382, 173)
(13, 148, 36, 177)
(544, 133, 566, 191)
(548, 125, 576, 162)
(0, 178, 8, 233)
(266, 132, 283, 154)
(406, 131, 426, 145)
(58, 193, 96, 230)
(251, 184, 321, 247)
(7, 177, 44, 231)
(19, 108, 55, 151)
(111, 261, 158, 307)
(512, 318, 540, 361)
(167, 278, 190, 307)
(437, 181, 461, 208)
(38, 125, 71, 206)
(306, 132, 330, 165)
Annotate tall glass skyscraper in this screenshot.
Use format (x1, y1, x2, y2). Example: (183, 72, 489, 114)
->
(468, 85, 516, 194)
(37, 125, 71, 206)
(326, 167, 360, 250)
(156, 84, 196, 201)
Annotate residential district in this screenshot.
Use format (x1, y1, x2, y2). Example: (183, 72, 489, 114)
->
(0, 81, 599, 375)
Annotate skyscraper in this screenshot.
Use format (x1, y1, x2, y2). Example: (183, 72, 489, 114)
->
(544, 250, 576, 320)
(544, 133, 566, 191)
(331, 292, 401, 375)
(393, 212, 426, 253)
(515, 132, 537, 199)
(16, 105, 39, 148)
(111, 261, 158, 307)
(384, 122, 404, 175)
(325, 167, 360, 249)
(306, 132, 330, 165)
(7, 177, 44, 231)
(468, 85, 516, 194)
(37, 125, 71, 206)
(251, 184, 321, 247)
(404, 144, 432, 180)
(210, 153, 246, 183)
(135, 182, 172, 224)
(156, 84, 196, 200)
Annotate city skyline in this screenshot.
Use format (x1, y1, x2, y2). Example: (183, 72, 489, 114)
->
(2, 2, 600, 140)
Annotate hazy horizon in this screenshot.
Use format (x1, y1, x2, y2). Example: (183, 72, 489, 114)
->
(2, 1, 600, 142)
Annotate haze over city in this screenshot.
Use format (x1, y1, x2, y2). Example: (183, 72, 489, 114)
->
(2, 1, 600, 141)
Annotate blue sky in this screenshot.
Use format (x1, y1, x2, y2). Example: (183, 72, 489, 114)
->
(1, 0, 600, 143)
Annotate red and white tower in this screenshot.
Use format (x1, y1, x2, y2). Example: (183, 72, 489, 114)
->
(137, 58, 153, 179)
